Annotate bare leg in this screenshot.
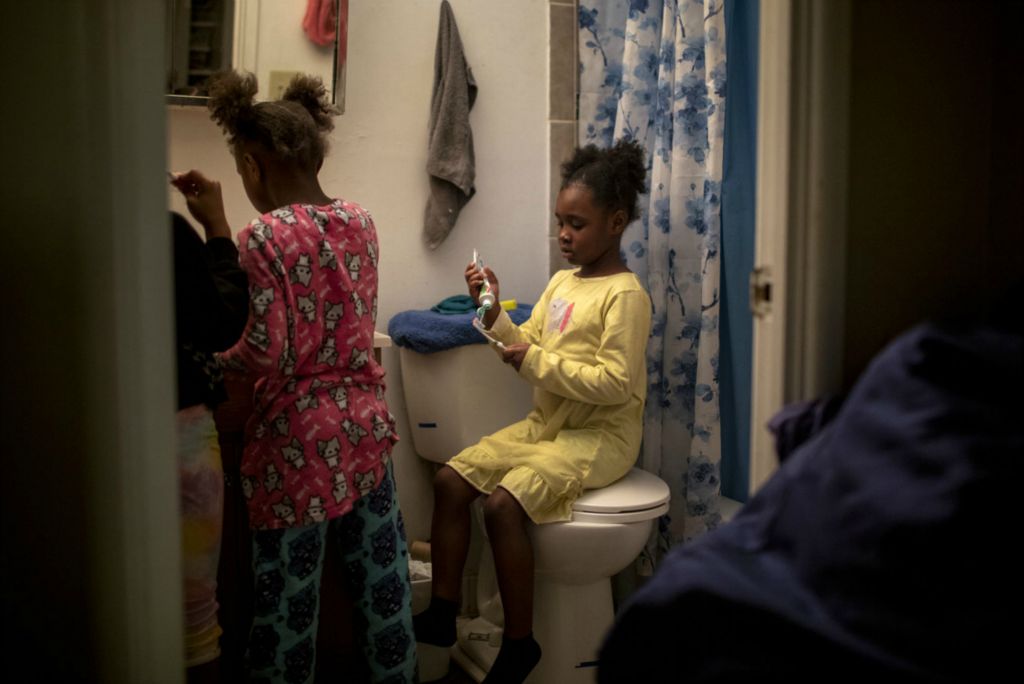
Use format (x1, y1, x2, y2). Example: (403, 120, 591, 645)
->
(482, 488, 534, 638)
(482, 487, 542, 683)
(431, 465, 480, 601)
(414, 465, 480, 647)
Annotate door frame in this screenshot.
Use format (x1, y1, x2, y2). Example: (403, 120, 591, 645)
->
(88, 1, 183, 680)
(749, 0, 853, 493)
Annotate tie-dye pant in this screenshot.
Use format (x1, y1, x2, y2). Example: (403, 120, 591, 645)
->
(177, 404, 225, 667)
(247, 464, 417, 683)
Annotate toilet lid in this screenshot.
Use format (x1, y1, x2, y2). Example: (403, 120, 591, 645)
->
(572, 468, 670, 514)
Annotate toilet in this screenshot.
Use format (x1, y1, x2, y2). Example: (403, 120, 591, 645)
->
(399, 344, 670, 683)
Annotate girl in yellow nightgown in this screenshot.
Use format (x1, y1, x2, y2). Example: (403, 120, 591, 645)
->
(414, 140, 652, 684)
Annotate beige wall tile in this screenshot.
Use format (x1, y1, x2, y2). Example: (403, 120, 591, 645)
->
(549, 1, 577, 267)
(549, 120, 576, 235)
(549, 3, 577, 121)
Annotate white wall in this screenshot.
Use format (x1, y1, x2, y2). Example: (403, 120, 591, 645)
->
(168, 0, 551, 540)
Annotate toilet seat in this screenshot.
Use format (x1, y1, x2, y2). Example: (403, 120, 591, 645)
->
(570, 468, 670, 524)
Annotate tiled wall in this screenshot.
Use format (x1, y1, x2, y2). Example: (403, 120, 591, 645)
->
(549, 1, 578, 274)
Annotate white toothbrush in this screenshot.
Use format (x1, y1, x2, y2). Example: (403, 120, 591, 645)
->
(473, 249, 496, 312)
(472, 317, 506, 350)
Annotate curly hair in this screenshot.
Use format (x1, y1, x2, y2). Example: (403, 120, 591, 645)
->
(560, 138, 647, 222)
(206, 70, 338, 168)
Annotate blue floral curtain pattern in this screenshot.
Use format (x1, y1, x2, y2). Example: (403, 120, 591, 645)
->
(579, 0, 727, 548)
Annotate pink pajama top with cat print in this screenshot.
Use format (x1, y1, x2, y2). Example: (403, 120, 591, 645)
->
(219, 200, 398, 530)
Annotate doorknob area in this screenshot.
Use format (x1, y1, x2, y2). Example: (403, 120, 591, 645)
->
(750, 266, 773, 317)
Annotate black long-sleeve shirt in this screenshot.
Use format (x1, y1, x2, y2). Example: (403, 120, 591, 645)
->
(172, 213, 249, 410)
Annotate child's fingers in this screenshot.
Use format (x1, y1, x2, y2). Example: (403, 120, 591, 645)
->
(500, 344, 528, 370)
(178, 169, 212, 185)
(168, 172, 189, 191)
(502, 343, 528, 357)
(169, 171, 202, 197)
(169, 169, 200, 185)
(170, 169, 217, 197)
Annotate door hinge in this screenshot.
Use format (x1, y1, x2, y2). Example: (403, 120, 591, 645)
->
(750, 266, 773, 317)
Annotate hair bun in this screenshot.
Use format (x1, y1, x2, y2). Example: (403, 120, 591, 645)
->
(560, 139, 647, 222)
(282, 74, 338, 134)
(207, 70, 258, 140)
(608, 139, 645, 176)
(608, 138, 646, 200)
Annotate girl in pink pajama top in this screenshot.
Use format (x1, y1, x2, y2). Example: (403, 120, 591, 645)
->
(174, 76, 397, 531)
(173, 71, 413, 682)
(221, 198, 396, 529)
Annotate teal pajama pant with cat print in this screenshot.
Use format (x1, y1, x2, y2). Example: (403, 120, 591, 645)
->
(247, 464, 416, 683)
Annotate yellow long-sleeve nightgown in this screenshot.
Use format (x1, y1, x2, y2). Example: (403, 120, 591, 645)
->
(447, 268, 652, 523)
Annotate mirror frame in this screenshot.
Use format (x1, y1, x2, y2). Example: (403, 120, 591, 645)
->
(165, 0, 346, 110)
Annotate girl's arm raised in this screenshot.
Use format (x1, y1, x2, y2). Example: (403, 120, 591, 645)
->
(170, 169, 232, 240)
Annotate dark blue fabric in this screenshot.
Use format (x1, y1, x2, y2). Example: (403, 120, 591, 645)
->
(387, 304, 533, 354)
(599, 304, 1022, 681)
(719, 0, 759, 502)
(767, 394, 844, 464)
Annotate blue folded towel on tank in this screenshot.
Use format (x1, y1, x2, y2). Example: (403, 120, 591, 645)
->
(431, 294, 477, 314)
(388, 303, 533, 353)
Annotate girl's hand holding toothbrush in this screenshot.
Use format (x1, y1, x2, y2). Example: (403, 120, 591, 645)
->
(501, 343, 531, 372)
(169, 169, 232, 241)
(464, 261, 501, 328)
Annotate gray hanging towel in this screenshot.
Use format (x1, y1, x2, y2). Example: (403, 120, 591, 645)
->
(423, 0, 477, 250)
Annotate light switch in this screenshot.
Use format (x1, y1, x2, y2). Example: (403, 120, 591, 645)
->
(268, 70, 302, 100)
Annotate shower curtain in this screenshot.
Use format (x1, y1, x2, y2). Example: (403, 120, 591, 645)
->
(579, 0, 727, 553)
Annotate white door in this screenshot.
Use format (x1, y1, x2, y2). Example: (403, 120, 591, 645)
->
(749, 0, 853, 494)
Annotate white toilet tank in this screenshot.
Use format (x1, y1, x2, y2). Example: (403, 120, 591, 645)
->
(399, 344, 535, 463)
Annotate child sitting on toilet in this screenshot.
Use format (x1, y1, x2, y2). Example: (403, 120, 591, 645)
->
(414, 139, 652, 683)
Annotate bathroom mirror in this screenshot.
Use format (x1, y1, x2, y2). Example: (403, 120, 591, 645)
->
(166, 0, 347, 112)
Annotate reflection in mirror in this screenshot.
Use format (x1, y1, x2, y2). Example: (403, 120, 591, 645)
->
(166, 0, 346, 111)
(166, 0, 235, 97)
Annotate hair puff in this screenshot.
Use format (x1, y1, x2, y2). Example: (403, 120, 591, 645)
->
(560, 138, 647, 222)
(206, 70, 259, 148)
(282, 74, 338, 134)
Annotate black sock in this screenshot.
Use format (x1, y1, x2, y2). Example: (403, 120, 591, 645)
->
(482, 633, 542, 684)
(413, 596, 459, 647)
